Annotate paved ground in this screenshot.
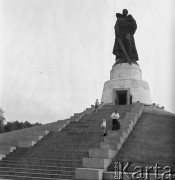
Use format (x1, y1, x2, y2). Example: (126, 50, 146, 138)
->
(108, 112, 175, 173)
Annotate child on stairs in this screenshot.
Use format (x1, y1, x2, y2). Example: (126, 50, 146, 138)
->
(101, 119, 107, 136)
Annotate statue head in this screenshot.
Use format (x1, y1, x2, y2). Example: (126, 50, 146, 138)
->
(122, 9, 128, 17)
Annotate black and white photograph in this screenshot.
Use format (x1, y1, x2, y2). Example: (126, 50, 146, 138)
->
(0, 0, 175, 179)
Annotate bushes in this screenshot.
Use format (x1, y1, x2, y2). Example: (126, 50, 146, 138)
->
(3, 121, 42, 133)
(0, 108, 5, 133)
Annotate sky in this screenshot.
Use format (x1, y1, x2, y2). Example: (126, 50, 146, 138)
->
(0, 0, 174, 124)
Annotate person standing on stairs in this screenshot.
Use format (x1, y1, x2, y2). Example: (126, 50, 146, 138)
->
(95, 99, 99, 112)
(111, 110, 120, 130)
(130, 94, 132, 104)
(101, 119, 107, 136)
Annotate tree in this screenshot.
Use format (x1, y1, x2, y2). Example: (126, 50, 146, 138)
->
(0, 107, 5, 133)
(24, 121, 32, 128)
(14, 120, 22, 129)
(4, 122, 14, 132)
(0, 108, 42, 133)
(3, 120, 42, 133)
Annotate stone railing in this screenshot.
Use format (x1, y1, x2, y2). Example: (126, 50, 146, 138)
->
(58, 105, 96, 132)
(97, 102, 105, 111)
(144, 106, 175, 116)
(0, 130, 50, 160)
(68, 103, 105, 123)
(69, 105, 95, 122)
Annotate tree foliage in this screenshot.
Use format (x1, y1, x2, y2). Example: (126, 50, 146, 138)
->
(3, 121, 42, 133)
(0, 107, 42, 133)
(0, 107, 5, 133)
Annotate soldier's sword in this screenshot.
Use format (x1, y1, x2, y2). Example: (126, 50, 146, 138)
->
(117, 38, 131, 65)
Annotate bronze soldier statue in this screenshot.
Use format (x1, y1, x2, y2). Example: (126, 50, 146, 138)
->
(113, 9, 139, 64)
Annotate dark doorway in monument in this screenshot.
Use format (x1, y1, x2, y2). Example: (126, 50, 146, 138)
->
(113, 88, 130, 105)
(116, 90, 127, 105)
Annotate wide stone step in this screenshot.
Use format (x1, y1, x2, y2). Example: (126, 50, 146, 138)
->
(63, 127, 105, 130)
(35, 141, 102, 147)
(78, 118, 124, 121)
(51, 133, 102, 137)
(1, 158, 81, 163)
(41, 133, 102, 136)
(7, 150, 88, 156)
(65, 131, 101, 134)
(36, 141, 102, 146)
(4, 157, 83, 162)
(20, 148, 89, 153)
(0, 160, 82, 167)
(7, 153, 88, 159)
(0, 170, 74, 179)
(36, 138, 103, 144)
(0, 163, 76, 171)
(26, 146, 100, 151)
(4, 157, 82, 162)
(67, 121, 115, 124)
(63, 126, 103, 129)
(37, 137, 103, 141)
(14, 148, 89, 158)
(63, 128, 104, 133)
(0, 163, 80, 169)
(0, 167, 75, 175)
(35, 143, 100, 148)
(38, 136, 103, 140)
(35, 140, 102, 145)
(19, 149, 89, 154)
(14, 153, 85, 158)
(34, 142, 100, 147)
(0, 174, 65, 180)
(38, 140, 102, 144)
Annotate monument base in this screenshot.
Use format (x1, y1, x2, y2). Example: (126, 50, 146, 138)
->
(101, 63, 152, 105)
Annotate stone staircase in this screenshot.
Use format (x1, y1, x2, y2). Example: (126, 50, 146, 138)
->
(75, 103, 143, 180)
(0, 104, 133, 180)
(0, 105, 95, 160)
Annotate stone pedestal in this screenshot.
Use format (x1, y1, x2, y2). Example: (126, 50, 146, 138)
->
(101, 63, 151, 104)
